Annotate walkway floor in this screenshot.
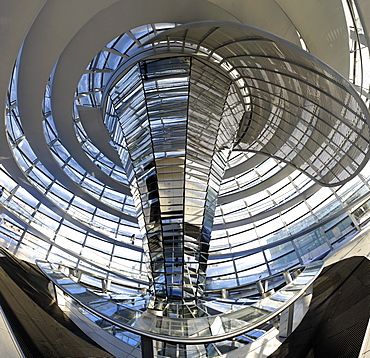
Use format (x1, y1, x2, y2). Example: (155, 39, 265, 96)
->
(268, 225, 370, 358)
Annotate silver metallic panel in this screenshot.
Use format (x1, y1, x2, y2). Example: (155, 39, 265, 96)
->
(106, 57, 241, 302)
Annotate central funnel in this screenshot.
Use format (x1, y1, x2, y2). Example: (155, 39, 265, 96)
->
(107, 57, 242, 301)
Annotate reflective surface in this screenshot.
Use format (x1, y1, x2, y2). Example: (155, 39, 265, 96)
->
(142, 22, 370, 186)
(37, 259, 323, 343)
(106, 57, 241, 301)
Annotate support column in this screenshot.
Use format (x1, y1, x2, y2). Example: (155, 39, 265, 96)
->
(141, 336, 154, 358)
(107, 56, 242, 305)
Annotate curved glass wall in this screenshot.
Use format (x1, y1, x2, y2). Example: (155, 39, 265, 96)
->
(1, 2, 369, 302)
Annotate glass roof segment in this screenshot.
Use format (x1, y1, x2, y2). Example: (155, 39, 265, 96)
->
(71, 23, 180, 175)
(43, 93, 136, 218)
(40, 28, 187, 223)
(219, 158, 289, 196)
(144, 22, 370, 186)
(0, 172, 146, 287)
(342, 0, 370, 105)
(6, 71, 141, 246)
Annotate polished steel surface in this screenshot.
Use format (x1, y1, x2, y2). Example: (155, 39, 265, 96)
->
(106, 56, 241, 301)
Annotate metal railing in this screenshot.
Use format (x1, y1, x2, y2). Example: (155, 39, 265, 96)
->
(37, 259, 323, 345)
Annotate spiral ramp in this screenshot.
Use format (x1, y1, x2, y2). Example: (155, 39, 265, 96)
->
(0, 1, 369, 357)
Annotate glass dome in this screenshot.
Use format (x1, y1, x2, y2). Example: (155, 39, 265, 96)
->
(0, 1, 369, 356)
